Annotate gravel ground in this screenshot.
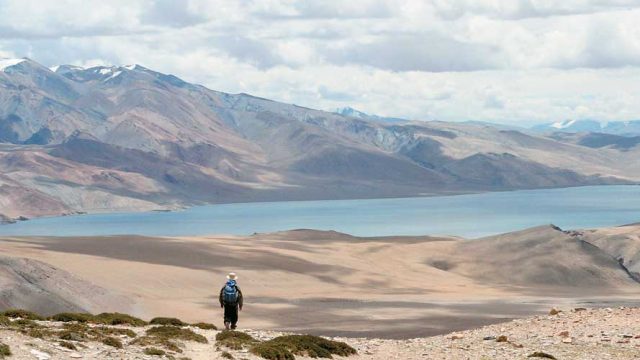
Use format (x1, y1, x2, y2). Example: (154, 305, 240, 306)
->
(340, 307, 640, 360)
(2, 307, 640, 359)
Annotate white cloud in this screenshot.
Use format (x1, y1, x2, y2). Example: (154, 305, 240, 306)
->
(1, 0, 640, 125)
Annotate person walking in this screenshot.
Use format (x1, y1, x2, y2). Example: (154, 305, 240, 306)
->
(219, 272, 243, 329)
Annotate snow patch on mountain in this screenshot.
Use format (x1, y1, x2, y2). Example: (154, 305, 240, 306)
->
(0, 58, 26, 72)
(334, 106, 406, 124)
(104, 70, 123, 81)
(551, 119, 577, 129)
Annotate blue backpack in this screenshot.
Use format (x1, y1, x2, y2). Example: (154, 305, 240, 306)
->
(223, 280, 238, 304)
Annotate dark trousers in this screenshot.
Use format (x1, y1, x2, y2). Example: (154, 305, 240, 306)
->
(223, 303, 239, 327)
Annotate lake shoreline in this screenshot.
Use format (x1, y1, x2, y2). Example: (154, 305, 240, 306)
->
(0, 185, 638, 238)
(1, 183, 623, 227)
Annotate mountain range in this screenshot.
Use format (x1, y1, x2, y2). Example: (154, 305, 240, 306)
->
(1, 58, 639, 222)
(532, 119, 640, 136)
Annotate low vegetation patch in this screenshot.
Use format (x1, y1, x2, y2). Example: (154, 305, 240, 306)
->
(59, 341, 77, 350)
(0, 309, 359, 359)
(92, 312, 147, 326)
(56, 322, 136, 345)
(150, 317, 187, 326)
(59, 329, 87, 342)
(144, 347, 166, 356)
(0, 343, 10, 359)
(132, 336, 182, 353)
(191, 322, 217, 330)
(95, 326, 136, 338)
(49, 312, 93, 323)
(146, 326, 208, 343)
(9, 319, 43, 330)
(102, 336, 123, 349)
(250, 343, 295, 360)
(132, 325, 207, 353)
(8, 318, 55, 339)
(216, 330, 257, 350)
(256, 335, 357, 359)
(2, 309, 43, 320)
(26, 327, 56, 339)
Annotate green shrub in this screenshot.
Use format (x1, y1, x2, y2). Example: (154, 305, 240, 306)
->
(0, 315, 10, 326)
(59, 330, 87, 342)
(191, 322, 217, 330)
(59, 341, 78, 350)
(9, 319, 42, 329)
(146, 326, 208, 344)
(96, 326, 136, 338)
(132, 336, 182, 353)
(250, 343, 294, 360)
(102, 336, 123, 349)
(2, 309, 43, 320)
(259, 335, 357, 358)
(10, 318, 52, 339)
(0, 343, 10, 358)
(144, 347, 166, 356)
(26, 328, 55, 339)
(150, 317, 186, 326)
(92, 312, 147, 326)
(221, 351, 235, 359)
(49, 313, 93, 323)
(216, 330, 257, 350)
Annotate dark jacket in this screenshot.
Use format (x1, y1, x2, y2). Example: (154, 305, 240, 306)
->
(219, 283, 243, 309)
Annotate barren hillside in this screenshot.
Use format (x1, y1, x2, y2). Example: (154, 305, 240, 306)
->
(1, 58, 638, 221)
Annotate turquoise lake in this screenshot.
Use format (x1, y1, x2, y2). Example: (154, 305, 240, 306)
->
(1, 185, 639, 238)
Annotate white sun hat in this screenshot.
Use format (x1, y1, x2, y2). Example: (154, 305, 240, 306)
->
(226, 272, 238, 280)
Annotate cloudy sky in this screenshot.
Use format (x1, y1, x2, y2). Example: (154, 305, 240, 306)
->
(1, 0, 640, 125)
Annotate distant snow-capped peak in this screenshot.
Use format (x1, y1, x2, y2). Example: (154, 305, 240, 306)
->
(335, 106, 368, 118)
(334, 106, 407, 124)
(89, 65, 144, 81)
(0, 58, 27, 72)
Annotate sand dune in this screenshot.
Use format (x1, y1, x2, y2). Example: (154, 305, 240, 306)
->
(0, 225, 639, 338)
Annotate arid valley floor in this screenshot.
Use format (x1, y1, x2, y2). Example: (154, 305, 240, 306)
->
(2, 223, 640, 341)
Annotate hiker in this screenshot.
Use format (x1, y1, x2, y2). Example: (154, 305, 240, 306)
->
(219, 272, 243, 329)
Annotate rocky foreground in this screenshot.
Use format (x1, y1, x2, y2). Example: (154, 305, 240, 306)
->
(1, 307, 640, 359)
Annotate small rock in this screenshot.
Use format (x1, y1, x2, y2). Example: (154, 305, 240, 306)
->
(558, 331, 569, 337)
(562, 338, 573, 344)
(528, 351, 558, 359)
(30, 349, 51, 360)
(496, 335, 508, 342)
(483, 336, 496, 341)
